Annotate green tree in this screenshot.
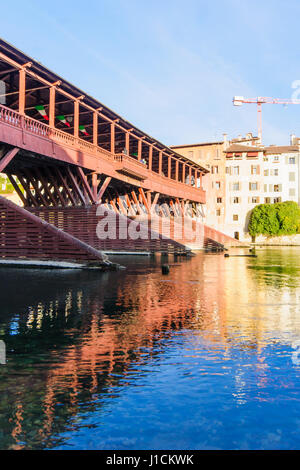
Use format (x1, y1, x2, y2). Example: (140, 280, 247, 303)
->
(248, 201, 300, 237)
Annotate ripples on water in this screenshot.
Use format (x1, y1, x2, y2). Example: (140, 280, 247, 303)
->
(0, 247, 300, 450)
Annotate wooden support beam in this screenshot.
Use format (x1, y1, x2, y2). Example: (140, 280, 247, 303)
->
(23, 169, 49, 206)
(182, 163, 186, 183)
(138, 139, 142, 161)
(55, 168, 77, 206)
(168, 156, 171, 179)
(149, 146, 153, 171)
(35, 168, 58, 206)
(151, 192, 160, 211)
(74, 100, 79, 138)
(49, 86, 55, 128)
(131, 191, 143, 215)
(0, 147, 19, 173)
(159, 151, 163, 175)
(92, 173, 98, 200)
(18, 69, 26, 115)
(110, 199, 119, 214)
(97, 176, 111, 202)
(6, 173, 27, 205)
(175, 160, 179, 181)
(77, 167, 96, 204)
(93, 111, 98, 146)
(117, 197, 128, 215)
(125, 132, 130, 154)
(47, 169, 67, 206)
(138, 188, 151, 214)
(16, 173, 39, 207)
(189, 166, 192, 186)
(125, 193, 135, 216)
(110, 123, 115, 154)
(66, 167, 86, 205)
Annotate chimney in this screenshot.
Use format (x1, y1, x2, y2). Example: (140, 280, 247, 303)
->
(290, 134, 296, 145)
(223, 133, 229, 149)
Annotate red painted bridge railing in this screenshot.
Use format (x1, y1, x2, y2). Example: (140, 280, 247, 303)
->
(0, 104, 206, 204)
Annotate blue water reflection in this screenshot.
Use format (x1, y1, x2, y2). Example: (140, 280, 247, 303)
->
(0, 248, 300, 449)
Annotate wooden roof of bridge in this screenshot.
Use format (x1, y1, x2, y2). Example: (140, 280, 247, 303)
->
(0, 38, 208, 174)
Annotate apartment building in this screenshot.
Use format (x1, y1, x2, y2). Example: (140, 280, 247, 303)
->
(171, 133, 260, 234)
(173, 133, 300, 242)
(263, 145, 300, 205)
(224, 144, 264, 240)
(171, 138, 227, 230)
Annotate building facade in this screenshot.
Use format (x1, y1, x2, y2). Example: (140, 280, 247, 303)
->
(173, 134, 300, 242)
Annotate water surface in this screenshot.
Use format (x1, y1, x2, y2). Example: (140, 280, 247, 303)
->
(0, 248, 300, 450)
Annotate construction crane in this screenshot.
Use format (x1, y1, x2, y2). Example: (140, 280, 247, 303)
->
(233, 96, 300, 142)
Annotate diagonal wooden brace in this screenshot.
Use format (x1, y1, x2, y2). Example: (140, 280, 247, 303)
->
(0, 147, 19, 173)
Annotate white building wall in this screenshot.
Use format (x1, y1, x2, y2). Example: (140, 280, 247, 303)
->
(224, 152, 264, 241)
(223, 150, 300, 241)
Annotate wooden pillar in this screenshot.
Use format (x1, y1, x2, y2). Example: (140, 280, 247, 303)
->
(175, 160, 179, 181)
(159, 151, 163, 175)
(93, 111, 98, 146)
(168, 156, 171, 179)
(92, 173, 98, 199)
(19, 69, 26, 115)
(182, 164, 186, 184)
(149, 145, 153, 171)
(125, 132, 130, 154)
(200, 172, 203, 188)
(49, 86, 55, 128)
(189, 166, 192, 186)
(74, 100, 79, 138)
(110, 122, 115, 153)
(138, 139, 142, 161)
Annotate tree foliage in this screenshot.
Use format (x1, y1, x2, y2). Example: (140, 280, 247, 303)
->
(248, 201, 300, 237)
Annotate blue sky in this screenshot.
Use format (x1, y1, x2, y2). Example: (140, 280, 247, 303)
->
(2, 0, 300, 145)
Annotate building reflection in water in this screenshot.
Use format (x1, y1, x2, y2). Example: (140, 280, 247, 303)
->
(1, 248, 300, 449)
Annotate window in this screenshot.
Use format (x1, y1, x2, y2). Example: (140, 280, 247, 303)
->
(252, 197, 259, 204)
(273, 197, 282, 203)
(289, 157, 296, 164)
(289, 172, 296, 182)
(251, 165, 260, 175)
(263, 157, 269, 162)
(264, 184, 268, 192)
(217, 197, 222, 203)
(274, 169, 279, 176)
(233, 197, 240, 204)
(216, 209, 221, 216)
(289, 188, 296, 197)
(215, 181, 221, 189)
(249, 182, 258, 191)
(233, 166, 239, 175)
(234, 232, 240, 240)
(232, 182, 240, 191)
(264, 169, 269, 176)
(225, 167, 230, 174)
(265, 197, 271, 203)
(273, 156, 279, 162)
(233, 214, 239, 221)
(274, 184, 280, 192)
(212, 166, 219, 174)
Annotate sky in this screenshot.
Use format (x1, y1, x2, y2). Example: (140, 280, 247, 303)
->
(2, 0, 300, 146)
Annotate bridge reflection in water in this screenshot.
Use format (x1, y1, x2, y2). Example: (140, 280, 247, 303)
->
(1, 249, 300, 450)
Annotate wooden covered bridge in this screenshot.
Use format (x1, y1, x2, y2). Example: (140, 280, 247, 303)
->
(0, 39, 237, 266)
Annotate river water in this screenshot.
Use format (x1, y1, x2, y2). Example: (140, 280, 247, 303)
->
(0, 248, 300, 450)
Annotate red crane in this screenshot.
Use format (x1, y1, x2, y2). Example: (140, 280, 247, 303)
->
(233, 96, 300, 141)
